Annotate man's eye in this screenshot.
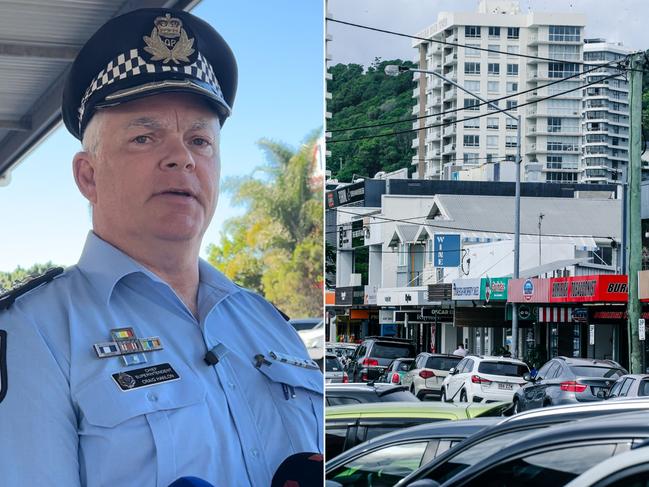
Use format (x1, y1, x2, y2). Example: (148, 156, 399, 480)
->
(133, 135, 151, 144)
(191, 137, 211, 147)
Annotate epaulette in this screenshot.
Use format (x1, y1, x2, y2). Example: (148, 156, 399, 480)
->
(0, 267, 65, 311)
(271, 303, 291, 322)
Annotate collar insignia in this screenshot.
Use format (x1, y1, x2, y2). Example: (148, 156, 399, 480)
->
(143, 13, 195, 65)
(93, 327, 163, 366)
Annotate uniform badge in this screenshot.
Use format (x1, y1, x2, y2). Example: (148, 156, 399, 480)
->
(111, 363, 180, 392)
(143, 13, 195, 64)
(0, 330, 7, 403)
(93, 327, 163, 367)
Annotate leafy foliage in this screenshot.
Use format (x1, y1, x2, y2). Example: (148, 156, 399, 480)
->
(207, 133, 323, 318)
(328, 59, 416, 181)
(0, 262, 59, 293)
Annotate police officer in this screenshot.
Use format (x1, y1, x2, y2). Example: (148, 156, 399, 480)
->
(0, 8, 322, 487)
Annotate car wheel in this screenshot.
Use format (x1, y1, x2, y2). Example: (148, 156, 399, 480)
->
(460, 389, 468, 402)
(416, 390, 426, 400)
(513, 398, 521, 414)
(543, 398, 552, 408)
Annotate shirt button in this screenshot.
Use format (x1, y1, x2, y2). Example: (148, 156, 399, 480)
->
(147, 392, 158, 402)
(228, 382, 236, 390)
(251, 448, 259, 458)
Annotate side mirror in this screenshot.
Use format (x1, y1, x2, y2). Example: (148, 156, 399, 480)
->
(523, 373, 534, 382)
(449, 367, 457, 375)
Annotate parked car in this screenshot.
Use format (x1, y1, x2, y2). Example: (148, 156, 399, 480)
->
(605, 373, 649, 400)
(402, 353, 462, 400)
(347, 336, 416, 382)
(402, 411, 649, 486)
(290, 317, 322, 332)
(325, 401, 509, 459)
(296, 319, 324, 362)
(378, 358, 416, 385)
(564, 443, 649, 487)
(326, 417, 500, 486)
(325, 383, 419, 406)
(326, 353, 348, 384)
(440, 355, 529, 403)
(513, 356, 626, 412)
(397, 398, 649, 486)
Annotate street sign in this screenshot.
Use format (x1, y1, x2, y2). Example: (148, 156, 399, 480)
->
(434, 234, 461, 267)
(589, 325, 595, 345)
(640, 318, 646, 341)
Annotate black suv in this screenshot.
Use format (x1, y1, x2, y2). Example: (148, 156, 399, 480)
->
(346, 336, 416, 382)
(513, 356, 626, 412)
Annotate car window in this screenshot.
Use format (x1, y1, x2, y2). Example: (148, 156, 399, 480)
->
(600, 466, 649, 487)
(639, 379, 649, 397)
(620, 378, 636, 396)
(427, 356, 462, 371)
(372, 343, 415, 359)
(325, 426, 349, 460)
(464, 359, 475, 372)
(327, 441, 429, 487)
(379, 390, 420, 402)
(364, 422, 438, 442)
(478, 361, 529, 377)
(542, 362, 560, 379)
(569, 366, 626, 378)
(326, 356, 343, 372)
(423, 428, 547, 483)
(455, 358, 467, 373)
(462, 443, 619, 487)
(536, 361, 554, 380)
(608, 379, 624, 398)
(415, 354, 426, 368)
(398, 361, 413, 372)
(327, 396, 362, 406)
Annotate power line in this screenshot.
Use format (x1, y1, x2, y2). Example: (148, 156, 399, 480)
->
(328, 70, 623, 143)
(327, 57, 626, 134)
(327, 17, 642, 67)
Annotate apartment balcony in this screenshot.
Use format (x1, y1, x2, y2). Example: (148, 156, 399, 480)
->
(526, 107, 581, 118)
(444, 53, 457, 65)
(442, 142, 457, 154)
(442, 125, 456, 137)
(411, 138, 419, 149)
(443, 89, 457, 101)
(412, 104, 420, 115)
(432, 96, 442, 105)
(445, 70, 457, 81)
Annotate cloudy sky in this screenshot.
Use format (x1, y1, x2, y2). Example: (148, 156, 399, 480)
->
(328, 0, 646, 67)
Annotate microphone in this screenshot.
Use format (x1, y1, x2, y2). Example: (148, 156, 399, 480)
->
(168, 478, 214, 487)
(271, 452, 324, 487)
(204, 343, 228, 366)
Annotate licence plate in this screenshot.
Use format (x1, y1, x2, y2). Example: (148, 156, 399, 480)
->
(498, 383, 513, 390)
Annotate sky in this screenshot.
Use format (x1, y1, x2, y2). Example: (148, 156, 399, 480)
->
(328, 0, 647, 67)
(0, 0, 323, 272)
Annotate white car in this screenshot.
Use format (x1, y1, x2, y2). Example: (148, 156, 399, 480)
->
(297, 320, 324, 361)
(401, 353, 462, 400)
(441, 355, 529, 403)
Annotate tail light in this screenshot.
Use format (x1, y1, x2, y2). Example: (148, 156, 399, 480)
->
(560, 381, 587, 393)
(419, 370, 436, 379)
(391, 373, 400, 384)
(361, 358, 379, 367)
(343, 372, 349, 383)
(471, 375, 492, 384)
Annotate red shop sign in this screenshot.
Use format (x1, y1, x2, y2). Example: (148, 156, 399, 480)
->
(549, 275, 628, 303)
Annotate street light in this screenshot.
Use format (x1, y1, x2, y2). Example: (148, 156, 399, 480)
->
(386, 64, 524, 358)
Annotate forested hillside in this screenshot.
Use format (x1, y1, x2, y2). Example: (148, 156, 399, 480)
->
(327, 59, 416, 181)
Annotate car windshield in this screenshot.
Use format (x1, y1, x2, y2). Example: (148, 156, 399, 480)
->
(478, 361, 529, 377)
(291, 320, 320, 331)
(326, 357, 342, 372)
(380, 390, 419, 402)
(570, 366, 625, 378)
(427, 356, 461, 370)
(373, 343, 415, 359)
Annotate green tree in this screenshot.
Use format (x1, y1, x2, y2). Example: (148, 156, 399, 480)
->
(0, 262, 59, 293)
(207, 132, 323, 318)
(328, 58, 416, 181)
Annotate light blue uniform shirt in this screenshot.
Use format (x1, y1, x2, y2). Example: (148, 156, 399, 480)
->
(0, 232, 323, 486)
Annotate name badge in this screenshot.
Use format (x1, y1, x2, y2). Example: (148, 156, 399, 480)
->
(112, 363, 179, 391)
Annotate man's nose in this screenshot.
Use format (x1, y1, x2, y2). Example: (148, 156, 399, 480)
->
(160, 137, 196, 171)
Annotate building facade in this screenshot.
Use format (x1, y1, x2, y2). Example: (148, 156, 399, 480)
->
(581, 39, 632, 184)
(411, 0, 585, 183)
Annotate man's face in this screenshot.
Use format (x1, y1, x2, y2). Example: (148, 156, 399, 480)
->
(77, 93, 221, 247)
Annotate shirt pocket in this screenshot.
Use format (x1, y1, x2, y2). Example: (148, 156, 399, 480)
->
(75, 363, 207, 487)
(256, 362, 323, 454)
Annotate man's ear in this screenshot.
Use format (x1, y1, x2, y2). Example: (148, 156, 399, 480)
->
(73, 152, 98, 204)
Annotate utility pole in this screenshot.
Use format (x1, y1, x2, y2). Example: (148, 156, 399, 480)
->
(538, 213, 545, 266)
(627, 53, 645, 373)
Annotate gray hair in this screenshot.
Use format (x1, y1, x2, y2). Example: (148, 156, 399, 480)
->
(81, 111, 105, 157)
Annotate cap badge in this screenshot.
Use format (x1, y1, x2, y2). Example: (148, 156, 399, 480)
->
(143, 13, 195, 65)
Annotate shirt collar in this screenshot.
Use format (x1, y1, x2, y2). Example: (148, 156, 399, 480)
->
(76, 231, 239, 305)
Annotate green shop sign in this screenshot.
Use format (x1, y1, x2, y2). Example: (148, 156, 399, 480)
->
(480, 277, 509, 302)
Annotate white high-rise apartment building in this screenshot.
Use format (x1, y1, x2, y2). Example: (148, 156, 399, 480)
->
(581, 39, 632, 184)
(411, 0, 585, 182)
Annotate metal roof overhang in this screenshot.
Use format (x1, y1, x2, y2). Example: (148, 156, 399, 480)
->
(0, 0, 200, 186)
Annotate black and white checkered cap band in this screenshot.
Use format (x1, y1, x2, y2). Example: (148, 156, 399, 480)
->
(78, 50, 225, 131)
